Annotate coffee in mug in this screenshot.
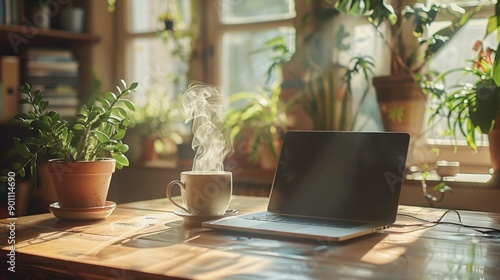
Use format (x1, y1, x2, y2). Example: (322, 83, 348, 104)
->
(166, 171, 232, 216)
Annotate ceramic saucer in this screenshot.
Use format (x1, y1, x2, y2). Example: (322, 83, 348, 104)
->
(49, 201, 117, 220)
(173, 209, 239, 224)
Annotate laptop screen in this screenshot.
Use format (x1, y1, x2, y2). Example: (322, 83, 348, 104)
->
(267, 131, 409, 223)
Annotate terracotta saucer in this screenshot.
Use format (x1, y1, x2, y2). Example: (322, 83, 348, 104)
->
(49, 201, 117, 220)
(173, 209, 239, 224)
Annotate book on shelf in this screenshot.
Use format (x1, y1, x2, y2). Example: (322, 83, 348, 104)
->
(20, 102, 80, 118)
(27, 69, 78, 77)
(27, 60, 79, 72)
(26, 49, 74, 59)
(43, 96, 79, 107)
(31, 84, 78, 95)
(2, 0, 22, 26)
(24, 48, 80, 109)
(26, 76, 79, 87)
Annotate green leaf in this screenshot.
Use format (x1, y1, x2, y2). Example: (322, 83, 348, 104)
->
(93, 130, 111, 143)
(23, 137, 41, 146)
(469, 80, 499, 133)
(111, 106, 127, 117)
(96, 97, 111, 109)
(111, 129, 126, 140)
(103, 91, 117, 102)
(493, 42, 500, 87)
(129, 82, 138, 90)
(13, 138, 31, 158)
(485, 15, 499, 37)
(116, 143, 129, 153)
(33, 91, 43, 105)
(40, 100, 49, 111)
(73, 123, 85, 130)
(120, 79, 127, 90)
(31, 120, 51, 131)
(121, 99, 135, 111)
(112, 152, 129, 167)
(13, 163, 25, 177)
(30, 158, 37, 194)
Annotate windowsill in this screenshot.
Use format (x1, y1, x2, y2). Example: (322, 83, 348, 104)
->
(406, 171, 495, 187)
(401, 171, 500, 213)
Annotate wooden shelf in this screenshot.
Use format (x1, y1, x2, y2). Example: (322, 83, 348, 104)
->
(0, 25, 100, 47)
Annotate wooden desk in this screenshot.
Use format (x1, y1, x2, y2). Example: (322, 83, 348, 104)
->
(1, 195, 499, 279)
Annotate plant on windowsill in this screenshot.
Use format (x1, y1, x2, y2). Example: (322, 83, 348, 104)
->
(0, 80, 137, 211)
(425, 43, 499, 174)
(225, 82, 296, 170)
(420, 1, 500, 200)
(128, 84, 185, 163)
(262, 30, 375, 132)
(334, 0, 479, 137)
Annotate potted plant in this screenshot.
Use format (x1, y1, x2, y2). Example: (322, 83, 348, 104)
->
(225, 82, 295, 170)
(0, 80, 137, 209)
(425, 0, 499, 173)
(334, 0, 479, 136)
(302, 55, 375, 131)
(128, 84, 185, 162)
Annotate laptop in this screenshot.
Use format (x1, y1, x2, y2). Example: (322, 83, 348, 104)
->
(203, 130, 410, 241)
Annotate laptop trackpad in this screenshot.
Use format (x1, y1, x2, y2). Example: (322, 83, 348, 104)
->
(253, 222, 309, 231)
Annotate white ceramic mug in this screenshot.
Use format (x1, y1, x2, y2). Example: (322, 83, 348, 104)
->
(166, 171, 232, 216)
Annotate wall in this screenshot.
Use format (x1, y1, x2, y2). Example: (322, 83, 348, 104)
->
(87, 0, 116, 92)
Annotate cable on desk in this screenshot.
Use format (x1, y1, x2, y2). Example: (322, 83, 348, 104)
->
(394, 209, 500, 235)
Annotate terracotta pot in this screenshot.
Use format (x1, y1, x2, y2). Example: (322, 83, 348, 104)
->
(488, 119, 500, 173)
(48, 159, 116, 208)
(141, 136, 157, 162)
(258, 140, 282, 170)
(373, 75, 427, 138)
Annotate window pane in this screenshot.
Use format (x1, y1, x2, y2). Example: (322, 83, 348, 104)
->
(130, 0, 192, 33)
(130, 37, 190, 94)
(220, 0, 295, 24)
(426, 18, 497, 144)
(222, 27, 295, 95)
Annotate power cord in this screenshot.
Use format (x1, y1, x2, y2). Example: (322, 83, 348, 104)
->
(393, 209, 500, 236)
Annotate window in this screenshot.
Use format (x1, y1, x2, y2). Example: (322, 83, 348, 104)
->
(204, 0, 298, 95)
(120, 0, 192, 95)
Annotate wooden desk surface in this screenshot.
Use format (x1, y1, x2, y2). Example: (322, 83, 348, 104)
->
(1, 195, 499, 279)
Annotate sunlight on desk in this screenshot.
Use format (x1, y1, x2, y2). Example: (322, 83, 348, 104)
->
(1, 196, 498, 279)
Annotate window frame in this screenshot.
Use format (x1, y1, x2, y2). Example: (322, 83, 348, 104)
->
(201, 0, 312, 87)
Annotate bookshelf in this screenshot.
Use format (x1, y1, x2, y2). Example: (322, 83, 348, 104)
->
(0, 1, 100, 184)
(0, 0, 100, 120)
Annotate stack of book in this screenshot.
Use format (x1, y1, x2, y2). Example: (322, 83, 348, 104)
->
(24, 48, 80, 117)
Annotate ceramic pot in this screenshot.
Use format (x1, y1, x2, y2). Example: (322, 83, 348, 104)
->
(373, 74, 427, 138)
(58, 7, 85, 33)
(48, 159, 115, 208)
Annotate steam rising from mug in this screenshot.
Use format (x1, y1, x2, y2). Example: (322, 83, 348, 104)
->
(182, 81, 233, 172)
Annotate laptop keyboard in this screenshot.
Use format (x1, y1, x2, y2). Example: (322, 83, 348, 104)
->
(244, 213, 365, 228)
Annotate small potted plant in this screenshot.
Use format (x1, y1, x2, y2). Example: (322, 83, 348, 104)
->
(128, 84, 185, 162)
(0, 80, 137, 210)
(225, 82, 295, 170)
(334, 0, 479, 135)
